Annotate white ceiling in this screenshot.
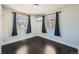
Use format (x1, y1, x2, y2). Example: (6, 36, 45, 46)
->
(5, 4, 69, 15)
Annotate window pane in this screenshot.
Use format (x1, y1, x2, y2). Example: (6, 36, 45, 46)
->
(16, 14, 28, 35)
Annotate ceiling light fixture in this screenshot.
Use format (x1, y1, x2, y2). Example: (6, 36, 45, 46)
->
(33, 4, 39, 6)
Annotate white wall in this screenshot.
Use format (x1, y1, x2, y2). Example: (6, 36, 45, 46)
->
(37, 5, 79, 49)
(0, 5, 2, 53)
(2, 6, 13, 42)
(2, 6, 37, 44)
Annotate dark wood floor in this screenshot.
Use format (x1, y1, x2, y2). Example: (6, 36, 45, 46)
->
(2, 36, 78, 54)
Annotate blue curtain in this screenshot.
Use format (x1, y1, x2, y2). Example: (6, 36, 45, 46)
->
(12, 12, 17, 36)
(54, 12, 61, 36)
(42, 15, 47, 33)
(27, 15, 31, 34)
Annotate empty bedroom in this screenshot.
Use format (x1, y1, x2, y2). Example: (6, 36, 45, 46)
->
(2, 4, 79, 54)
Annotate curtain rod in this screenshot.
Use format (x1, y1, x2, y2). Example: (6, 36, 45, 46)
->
(45, 11, 62, 16)
(12, 11, 30, 16)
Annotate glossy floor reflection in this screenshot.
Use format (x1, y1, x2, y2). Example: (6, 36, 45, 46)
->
(2, 36, 78, 54)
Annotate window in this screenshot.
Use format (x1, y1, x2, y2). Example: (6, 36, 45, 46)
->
(46, 15, 55, 28)
(16, 14, 28, 35)
(48, 19, 55, 28)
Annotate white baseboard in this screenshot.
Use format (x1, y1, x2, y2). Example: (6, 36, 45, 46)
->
(2, 33, 36, 45)
(38, 34, 79, 50)
(2, 34, 79, 51)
